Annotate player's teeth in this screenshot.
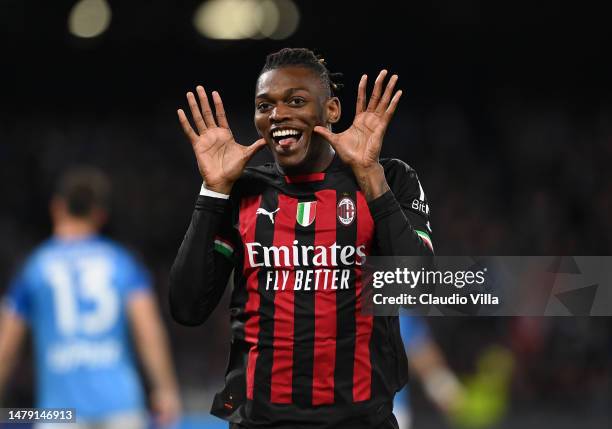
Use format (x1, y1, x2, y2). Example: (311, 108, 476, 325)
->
(273, 129, 299, 138)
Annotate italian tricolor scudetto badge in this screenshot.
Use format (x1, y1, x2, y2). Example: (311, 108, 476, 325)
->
(296, 201, 317, 227)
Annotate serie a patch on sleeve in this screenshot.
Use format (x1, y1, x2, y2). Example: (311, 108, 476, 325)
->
(415, 229, 434, 252)
(214, 236, 235, 260)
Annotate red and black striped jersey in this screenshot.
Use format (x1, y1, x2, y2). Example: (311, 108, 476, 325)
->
(169, 155, 433, 429)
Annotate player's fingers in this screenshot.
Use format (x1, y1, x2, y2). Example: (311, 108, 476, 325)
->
(356, 74, 367, 114)
(376, 74, 398, 114)
(196, 86, 217, 128)
(313, 125, 339, 148)
(366, 70, 388, 112)
(186, 92, 207, 134)
(383, 90, 403, 123)
(177, 109, 198, 143)
(245, 138, 267, 158)
(212, 91, 230, 129)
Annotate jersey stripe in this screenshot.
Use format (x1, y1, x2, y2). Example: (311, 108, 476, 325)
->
(270, 194, 298, 403)
(334, 190, 357, 403)
(252, 190, 279, 404)
(311, 189, 337, 405)
(291, 196, 316, 406)
(353, 191, 375, 402)
(240, 195, 263, 400)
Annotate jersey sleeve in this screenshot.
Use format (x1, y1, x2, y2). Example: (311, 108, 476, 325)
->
(367, 159, 434, 256)
(212, 200, 240, 262)
(3, 262, 35, 323)
(385, 159, 433, 251)
(168, 194, 236, 326)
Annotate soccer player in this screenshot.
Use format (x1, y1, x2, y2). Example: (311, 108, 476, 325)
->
(0, 167, 181, 429)
(170, 48, 434, 428)
(394, 316, 465, 429)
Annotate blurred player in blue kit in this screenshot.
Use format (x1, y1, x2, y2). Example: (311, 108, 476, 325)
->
(0, 167, 181, 429)
(395, 316, 465, 429)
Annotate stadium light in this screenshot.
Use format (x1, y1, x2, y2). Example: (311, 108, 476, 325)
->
(268, 0, 299, 40)
(194, 0, 263, 40)
(67, 0, 112, 39)
(254, 0, 280, 39)
(193, 0, 299, 40)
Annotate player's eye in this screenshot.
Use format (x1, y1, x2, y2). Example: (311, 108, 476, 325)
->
(256, 102, 272, 112)
(287, 97, 305, 106)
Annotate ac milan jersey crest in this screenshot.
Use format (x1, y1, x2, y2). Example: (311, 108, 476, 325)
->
(337, 197, 356, 226)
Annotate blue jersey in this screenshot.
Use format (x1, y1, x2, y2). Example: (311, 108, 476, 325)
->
(4, 235, 150, 420)
(395, 316, 431, 409)
(400, 315, 430, 354)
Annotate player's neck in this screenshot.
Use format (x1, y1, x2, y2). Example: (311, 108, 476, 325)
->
(278, 144, 335, 176)
(53, 218, 98, 240)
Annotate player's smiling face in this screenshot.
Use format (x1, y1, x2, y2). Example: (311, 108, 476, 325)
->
(255, 66, 340, 174)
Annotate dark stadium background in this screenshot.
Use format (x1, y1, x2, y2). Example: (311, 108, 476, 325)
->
(0, 1, 610, 428)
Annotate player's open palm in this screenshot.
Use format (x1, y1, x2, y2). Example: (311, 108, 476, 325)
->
(177, 86, 266, 194)
(314, 70, 402, 173)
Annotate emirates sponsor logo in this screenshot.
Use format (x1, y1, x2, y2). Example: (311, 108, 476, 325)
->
(245, 241, 366, 268)
(337, 197, 355, 226)
(246, 241, 366, 291)
(266, 268, 351, 291)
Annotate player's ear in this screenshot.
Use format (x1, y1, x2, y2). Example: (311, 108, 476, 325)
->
(326, 97, 341, 125)
(49, 196, 64, 219)
(91, 207, 109, 229)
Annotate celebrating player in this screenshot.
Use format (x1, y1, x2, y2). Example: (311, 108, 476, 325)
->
(0, 167, 181, 429)
(170, 48, 434, 428)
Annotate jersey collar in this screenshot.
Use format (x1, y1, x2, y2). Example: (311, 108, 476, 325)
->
(281, 153, 344, 183)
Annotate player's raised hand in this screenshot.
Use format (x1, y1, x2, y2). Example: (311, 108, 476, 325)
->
(178, 86, 266, 194)
(313, 70, 401, 174)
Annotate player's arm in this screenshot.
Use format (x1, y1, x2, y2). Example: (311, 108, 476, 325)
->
(0, 308, 27, 403)
(0, 268, 33, 403)
(169, 194, 235, 325)
(401, 317, 464, 413)
(408, 338, 464, 413)
(368, 159, 434, 256)
(127, 292, 181, 426)
(169, 87, 265, 325)
(314, 70, 433, 256)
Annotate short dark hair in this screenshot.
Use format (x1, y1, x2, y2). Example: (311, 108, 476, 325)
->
(55, 167, 111, 217)
(259, 47, 343, 97)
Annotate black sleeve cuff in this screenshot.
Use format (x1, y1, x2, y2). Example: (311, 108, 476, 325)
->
(367, 190, 403, 222)
(195, 195, 231, 214)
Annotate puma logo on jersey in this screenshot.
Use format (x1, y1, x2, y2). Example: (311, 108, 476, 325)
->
(256, 208, 280, 224)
